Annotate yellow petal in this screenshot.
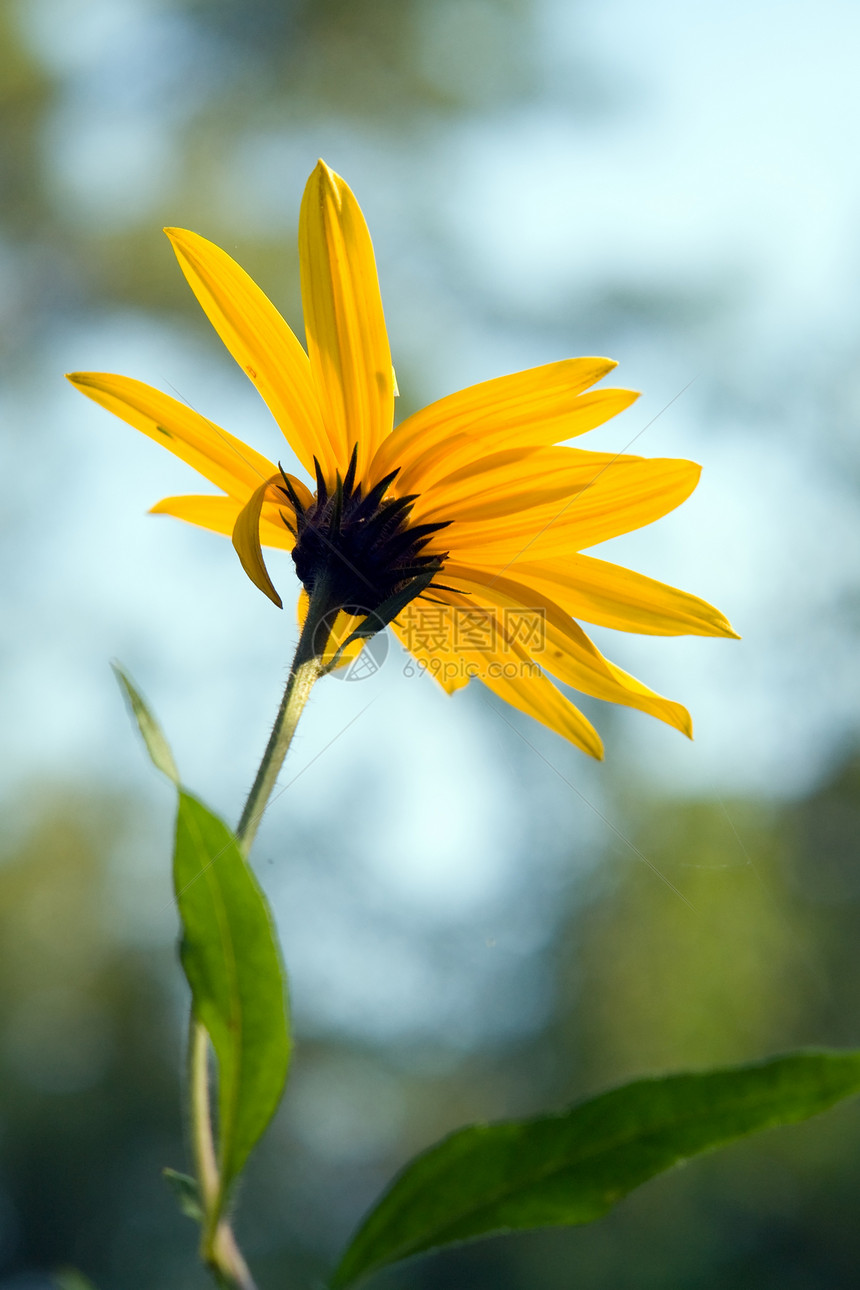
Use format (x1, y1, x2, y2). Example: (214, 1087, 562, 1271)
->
(400, 388, 639, 498)
(232, 477, 285, 607)
(471, 642, 604, 757)
(299, 161, 394, 482)
(445, 458, 702, 563)
(369, 359, 633, 492)
(445, 565, 691, 736)
(525, 617, 691, 735)
(412, 445, 644, 524)
(506, 553, 739, 638)
(164, 227, 332, 478)
(150, 494, 295, 549)
(68, 371, 276, 497)
(391, 594, 472, 694)
(394, 585, 602, 753)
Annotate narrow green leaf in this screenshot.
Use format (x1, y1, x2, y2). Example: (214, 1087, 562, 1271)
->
(333, 1049, 860, 1288)
(163, 1168, 203, 1221)
(175, 790, 291, 1194)
(112, 662, 180, 783)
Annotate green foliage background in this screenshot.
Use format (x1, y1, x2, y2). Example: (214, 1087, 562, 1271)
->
(1, 762, 859, 1286)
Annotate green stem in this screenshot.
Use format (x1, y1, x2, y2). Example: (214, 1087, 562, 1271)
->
(188, 580, 336, 1289)
(236, 581, 335, 850)
(190, 1016, 219, 1216)
(189, 1017, 257, 1288)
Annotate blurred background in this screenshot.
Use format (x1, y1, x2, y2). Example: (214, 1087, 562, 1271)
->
(2, 0, 860, 1285)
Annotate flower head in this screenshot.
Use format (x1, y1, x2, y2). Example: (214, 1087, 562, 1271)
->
(69, 160, 737, 758)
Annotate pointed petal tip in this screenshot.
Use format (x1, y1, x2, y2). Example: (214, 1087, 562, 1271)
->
(308, 158, 341, 200)
(163, 227, 203, 255)
(314, 157, 339, 181)
(577, 355, 619, 383)
(709, 612, 741, 640)
(576, 716, 605, 761)
(148, 498, 191, 517)
(162, 227, 202, 256)
(163, 227, 195, 259)
(65, 369, 121, 396)
(67, 370, 102, 388)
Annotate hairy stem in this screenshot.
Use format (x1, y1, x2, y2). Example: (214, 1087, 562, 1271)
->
(236, 584, 335, 849)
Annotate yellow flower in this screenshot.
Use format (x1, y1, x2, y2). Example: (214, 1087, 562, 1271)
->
(68, 160, 737, 758)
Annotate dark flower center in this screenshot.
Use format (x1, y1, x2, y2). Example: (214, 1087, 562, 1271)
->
(276, 446, 451, 618)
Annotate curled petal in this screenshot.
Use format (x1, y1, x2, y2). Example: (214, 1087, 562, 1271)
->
(151, 494, 295, 549)
(232, 477, 285, 607)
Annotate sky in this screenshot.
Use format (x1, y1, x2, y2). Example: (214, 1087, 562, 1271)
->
(3, 0, 860, 1039)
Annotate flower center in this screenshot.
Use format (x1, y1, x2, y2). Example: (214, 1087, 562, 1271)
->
(277, 446, 451, 617)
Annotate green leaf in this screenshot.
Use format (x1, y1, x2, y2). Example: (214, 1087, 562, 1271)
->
(112, 664, 290, 1203)
(175, 790, 291, 1194)
(332, 1049, 860, 1287)
(112, 662, 179, 783)
(163, 1168, 203, 1221)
